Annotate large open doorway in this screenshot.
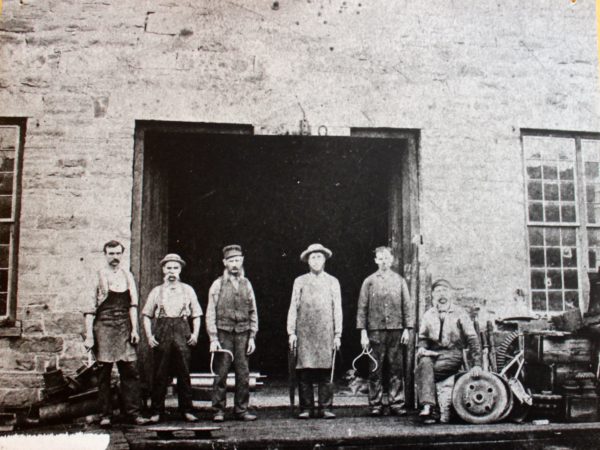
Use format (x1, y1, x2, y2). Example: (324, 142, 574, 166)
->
(131, 122, 420, 382)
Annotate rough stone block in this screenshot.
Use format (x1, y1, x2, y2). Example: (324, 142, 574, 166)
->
(0, 373, 43, 389)
(9, 336, 63, 353)
(36, 216, 89, 230)
(44, 312, 84, 335)
(0, 388, 40, 408)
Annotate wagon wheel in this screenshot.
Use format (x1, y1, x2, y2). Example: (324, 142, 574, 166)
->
(496, 331, 520, 371)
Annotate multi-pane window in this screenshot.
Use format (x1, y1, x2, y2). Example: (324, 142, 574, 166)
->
(524, 132, 600, 314)
(0, 121, 24, 323)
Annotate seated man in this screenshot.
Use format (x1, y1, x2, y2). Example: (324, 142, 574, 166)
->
(415, 279, 482, 423)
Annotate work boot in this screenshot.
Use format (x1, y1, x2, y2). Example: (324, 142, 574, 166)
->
(390, 407, 408, 416)
(213, 412, 225, 422)
(370, 407, 383, 416)
(134, 416, 151, 425)
(99, 416, 111, 428)
(419, 404, 432, 417)
(322, 410, 336, 419)
(184, 412, 199, 422)
(297, 410, 310, 419)
(236, 412, 257, 421)
(149, 414, 160, 424)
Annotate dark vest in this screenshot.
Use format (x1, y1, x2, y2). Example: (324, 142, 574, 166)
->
(216, 276, 252, 333)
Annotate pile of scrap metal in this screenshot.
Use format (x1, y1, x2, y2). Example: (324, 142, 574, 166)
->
(450, 320, 532, 424)
(32, 360, 118, 423)
(473, 309, 600, 424)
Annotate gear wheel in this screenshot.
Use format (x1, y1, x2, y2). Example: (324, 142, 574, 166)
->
(496, 331, 520, 371)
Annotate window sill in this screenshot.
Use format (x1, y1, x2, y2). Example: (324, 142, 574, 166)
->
(0, 321, 21, 337)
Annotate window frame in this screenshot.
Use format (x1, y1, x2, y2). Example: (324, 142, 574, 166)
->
(522, 129, 600, 315)
(0, 118, 25, 330)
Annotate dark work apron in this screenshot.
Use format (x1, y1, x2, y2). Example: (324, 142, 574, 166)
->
(93, 290, 137, 363)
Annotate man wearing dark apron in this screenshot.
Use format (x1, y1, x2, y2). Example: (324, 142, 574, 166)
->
(84, 240, 148, 427)
(142, 253, 202, 423)
(287, 243, 343, 419)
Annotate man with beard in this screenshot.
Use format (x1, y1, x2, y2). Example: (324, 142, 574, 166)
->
(84, 240, 148, 427)
(206, 245, 259, 422)
(356, 246, 413, 416)
(415, 279, 482, 423)
(287, 243, 342, 419)
(142, 253, 202, 423)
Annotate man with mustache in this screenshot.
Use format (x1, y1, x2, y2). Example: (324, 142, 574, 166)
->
(142, 253, 202, 423)
(356, 246, 413, 416)
(206, 245, 259, 422)
(84, 240, 148, 427)
(287, 243, 342, 419)
(415, 279, 482, 423)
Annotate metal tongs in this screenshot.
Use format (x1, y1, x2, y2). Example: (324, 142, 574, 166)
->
(352, 347, 379, 374)
(209, 348, 235, 376)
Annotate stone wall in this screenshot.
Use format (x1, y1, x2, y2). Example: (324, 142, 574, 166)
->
(0, 0, 598, 407)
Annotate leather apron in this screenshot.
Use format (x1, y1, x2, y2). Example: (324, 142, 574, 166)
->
(93, 290, 137, 362)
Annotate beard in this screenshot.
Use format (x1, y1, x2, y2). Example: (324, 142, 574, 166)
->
(164, 274, 180, 282)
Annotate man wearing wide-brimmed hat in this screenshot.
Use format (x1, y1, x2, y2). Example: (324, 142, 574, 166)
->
(206, 245, 259, 422)
(287, 243, 343, 419)
(415, 279, 481, 423)
(142, 253, 202, 423)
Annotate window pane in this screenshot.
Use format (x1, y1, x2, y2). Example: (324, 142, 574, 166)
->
(559, 163, 574, 180)
(560, 182, 575, 201)
(563, 228, 576, 246)
(531, 291, 547, 311)
(0, 173, 13, 196)
(545, 228, 560, 246)
(543, 165, 558, 180)
(544, 183, 559, 201)
(0, 270, 9, 292)
(528, 182, 543, 200)
(561, 205, 576, 223)
(546, 248, 561, 267)
(531, 270, 546, 289)
(565, 291, 579, 309)
(586, 162, 599, 180)
(529, 203, 543, 221)
(548, 291, 564, 311)
(590, 249, 597, 269)
(0, 196, 11, 219)
(527, 164, 542, 179)
(0, 293, 6, 316)
(545, 205, 560, 222)
(0, 224, 10, 245)
(547, 270, 563, 289)
(586, 185, 596, 203)
(563, 247, 577, 267)
(529, 227, 544, 246)
(530, 248, 545, 267)
(0, 246, 9, 268)
(564, 270, 578, 289)
(0, 127, 16, 151)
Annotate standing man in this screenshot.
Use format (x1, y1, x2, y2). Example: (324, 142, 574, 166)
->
(84, 240, 148, 427)
(142, 253, 202, 423)
(356, 246, 413, 416)
(287, 243, 343, 420)
(206, 245, 259, 422)
(415, 279, 482, 423)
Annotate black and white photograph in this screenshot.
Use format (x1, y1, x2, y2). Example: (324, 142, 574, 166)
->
(0, 0, 599, 448)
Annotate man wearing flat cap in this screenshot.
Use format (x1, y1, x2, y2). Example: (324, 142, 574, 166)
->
(206, 245, 259, 422)
(356, 246, 413, 416)
(142, 253, 202, 423)
(287, 243, 343, 419)
(415, 279, 482, 423)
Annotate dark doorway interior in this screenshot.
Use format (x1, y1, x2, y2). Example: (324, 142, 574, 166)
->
(144, 133, 405, 377)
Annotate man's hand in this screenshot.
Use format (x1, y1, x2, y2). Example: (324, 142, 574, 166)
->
(470, 365, 482, 379)
(187, 334, 198, 346)
(247, 337, 256, 355)
(333, 337, 341, 351)
(210, 341, 222, 352)
(130, 330, 139, 345)
(288, 334, 297, 352)
(416, 347, 439, 358)
(147, 334, 159, 348)
(84, 335, 94, 351)
(360, 330, 370, 351)
(401, 328, 410, 345)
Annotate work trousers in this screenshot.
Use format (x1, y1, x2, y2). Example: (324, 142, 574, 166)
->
(151, 317, 193, 415)
(415, 348, 463, 406)
(212, 329, 250, 415)
(368, 329, 405, 411)
(298, 368, 334, 413)
(97, 360, 141, 418)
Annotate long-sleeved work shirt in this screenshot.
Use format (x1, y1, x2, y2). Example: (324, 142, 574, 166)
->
(356, 269, 413, 330)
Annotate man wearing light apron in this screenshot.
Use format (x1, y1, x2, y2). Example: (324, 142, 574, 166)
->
(142, 253, 202, 423)
(287, 243, 343, 419)
(84, 240, 148, 427)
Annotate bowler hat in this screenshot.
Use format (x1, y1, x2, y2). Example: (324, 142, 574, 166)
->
(300, 243, 332, 262)
(160, 253, 186, 267)
(223, 245, 243, 260)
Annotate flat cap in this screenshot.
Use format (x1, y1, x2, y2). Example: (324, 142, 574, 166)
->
(223, 244, 243, 260)
(160, 253, 186, 267)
